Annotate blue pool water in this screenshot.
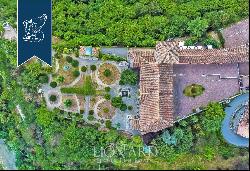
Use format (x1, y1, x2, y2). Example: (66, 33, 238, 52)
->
(85, 47, 92, 56)
(221, 93, 249, 147)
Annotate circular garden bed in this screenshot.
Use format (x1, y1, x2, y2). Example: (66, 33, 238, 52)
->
(183, 84, 205, 98)
(98, 63, 120, 85)
(97, 100, 116, 119)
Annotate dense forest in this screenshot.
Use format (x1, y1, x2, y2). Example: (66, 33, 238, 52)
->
(52, 0, 249, 47)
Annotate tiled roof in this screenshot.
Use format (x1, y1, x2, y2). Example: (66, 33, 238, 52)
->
(177, 45, 249, 64)
(139, 62, 174, 134)
(132, 39, 249, 135)
(128, 48, 156, 67)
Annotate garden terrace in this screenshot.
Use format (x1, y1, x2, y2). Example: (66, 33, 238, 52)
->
(55, 56, 80, 85)
(59, 94, 79, 113)
(97, 63, 120, 85)
(97, 100, 116, 120)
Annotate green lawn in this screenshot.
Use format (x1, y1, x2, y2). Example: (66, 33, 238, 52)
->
(61, 76, 96, 96)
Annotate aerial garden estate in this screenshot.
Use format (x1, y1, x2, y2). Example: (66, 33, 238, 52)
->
(0, 0, 249, 170)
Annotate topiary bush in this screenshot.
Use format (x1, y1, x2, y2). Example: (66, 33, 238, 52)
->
(64, 99, 72, 108)
(72, 70, 80, 77)
(104, 94, 111, 100)
(89, 110, 94, 115)
(71, 60, 79, 67)
(128, 106, 133, 111)
(104, 69, 112, 77)
(66, 56, 73, 63)
(81, 66, 87, 72)
(90, 65, 97, 71)
(120, 104, 127, 111)
(105, 87, 111, 92)
(49, 95, 57, 102)
(50, 81, 58, 88)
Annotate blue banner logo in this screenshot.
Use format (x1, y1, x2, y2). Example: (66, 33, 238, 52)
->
(18, 0, 52, 66)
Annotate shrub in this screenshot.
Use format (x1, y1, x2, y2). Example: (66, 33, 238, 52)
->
(111, 96, 123, 108)
(203, 37, 221, 49)
(88, 115, 95, 121)
(80, 110, 85, 114)
(49, 95, 57, 102)
(64, 99, 72, 108)
(104, 69, 112, 77)
(90, 65, 97, 71)
(71, 60, 79, 67)
(103, 107, 109, 113)
(105, 120, 112, 129)
(105, 87, 111, 92)
(104, 94, 111, 100)
(184, 37, 198, 46)
(128, 106, 133, 111)
(72, 70, 80, 77)
(66, 56, 73, 63)
(81, 66, 87, 72)
(120, 104, 127, 111)
(57, 76, 65, 83)
(50, 81, 57, 88)
(119, 69, 138, 85)
(89, 110, 94, 115)
(39, 74, 49, 84)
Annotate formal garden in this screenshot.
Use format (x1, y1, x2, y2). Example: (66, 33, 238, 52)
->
(41, 50, 140, 132)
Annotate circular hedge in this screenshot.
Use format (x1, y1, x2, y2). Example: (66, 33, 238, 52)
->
(105, 87, 111, 92)
(120, 104, 127, 111)
(90, 65, 97, 71)
(183, 84, 205, 98)
(50, 81, 58, 88)
(81, 66, 87, 72)
(49, 95, 57, 102)
(104, 94, 111, 100)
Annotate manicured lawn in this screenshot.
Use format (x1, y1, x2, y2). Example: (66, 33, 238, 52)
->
(183, 84, 205, 98)
(61, 75, 96, 96)
(98, 63, 120, 85)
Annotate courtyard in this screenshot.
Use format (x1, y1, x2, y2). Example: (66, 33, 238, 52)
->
(173, 63, 242, 119)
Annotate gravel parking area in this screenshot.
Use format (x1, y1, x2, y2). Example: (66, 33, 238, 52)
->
(173, 64, 241, 119)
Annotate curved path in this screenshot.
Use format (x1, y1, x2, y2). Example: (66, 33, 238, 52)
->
(0, 140, 17, 170)
(221, 93, 249, 147)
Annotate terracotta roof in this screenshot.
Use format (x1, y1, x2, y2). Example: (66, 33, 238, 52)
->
(128, 48, 155, 67)
(132, 39, 249, 135)
(139, 63, 174, 134)
(176, 45, 249, 64)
